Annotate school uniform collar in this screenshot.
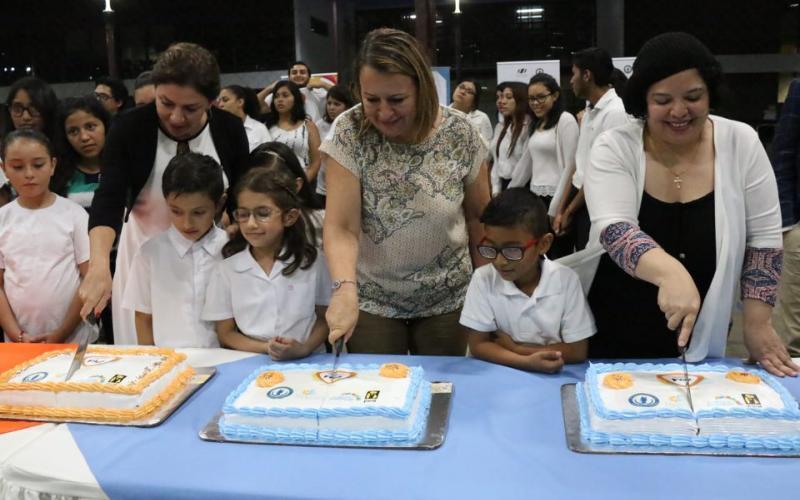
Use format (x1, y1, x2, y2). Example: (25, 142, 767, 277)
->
(589, 88, 619, 112)
(232, 245, 288, 280)
(167, 225, 222, 258)
(495, 258, 563, 301)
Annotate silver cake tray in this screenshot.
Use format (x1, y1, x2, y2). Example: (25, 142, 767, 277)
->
(199, 380, 453, 449)
(0, 366, 216, 428)
(561, 383, 800, 458)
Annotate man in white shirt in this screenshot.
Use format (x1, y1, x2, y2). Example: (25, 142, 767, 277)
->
(553, 47, 629, 251)
(257, 61, 332, 122)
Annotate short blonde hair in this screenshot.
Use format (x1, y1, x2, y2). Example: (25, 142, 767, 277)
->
(354, 28, 438, 144)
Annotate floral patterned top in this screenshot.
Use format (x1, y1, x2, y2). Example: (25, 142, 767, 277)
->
(320, 104, 487, 318)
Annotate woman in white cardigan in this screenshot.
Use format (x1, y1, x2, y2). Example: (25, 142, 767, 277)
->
(509, 74, 578, 257)
(490, 81, 530, 195)
(577, 32, 797, 376)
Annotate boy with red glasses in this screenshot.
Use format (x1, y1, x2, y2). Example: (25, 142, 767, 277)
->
(460, 188, 595, 373)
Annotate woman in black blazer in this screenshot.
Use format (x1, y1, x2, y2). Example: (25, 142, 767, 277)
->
(80, 42, 248, 344)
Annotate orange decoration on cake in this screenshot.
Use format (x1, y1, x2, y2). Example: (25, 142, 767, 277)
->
(379, 363, 409, 379)
(726, 370, 761, 384)
(602, 372, 634, 389)
(255, 371, 285, 388)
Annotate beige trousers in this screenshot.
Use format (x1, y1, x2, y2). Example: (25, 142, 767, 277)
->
(775, 226, 800, 355)
(346, 310, 467, 356)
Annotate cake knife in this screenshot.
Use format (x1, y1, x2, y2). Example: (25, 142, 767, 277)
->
(331, 336, 345, 373)
(64, 312, 96, 381)
(680, 345, 700, 435)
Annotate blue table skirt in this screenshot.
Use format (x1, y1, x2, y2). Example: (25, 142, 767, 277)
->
(68, 354, 800, 500)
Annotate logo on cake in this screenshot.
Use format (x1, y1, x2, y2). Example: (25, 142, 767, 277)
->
(22, 371, 48, 382)
(656, 373, 704, 387)
(628, 393, 660, 407)
(82, 356, 120, 367)
(314, 370, 356, 384)
(267, 386, 294, 399)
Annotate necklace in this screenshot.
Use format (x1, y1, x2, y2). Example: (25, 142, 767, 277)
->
(669, 167, 691, 189)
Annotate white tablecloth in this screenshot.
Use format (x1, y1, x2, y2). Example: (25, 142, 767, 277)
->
(0, 348, 257, 500)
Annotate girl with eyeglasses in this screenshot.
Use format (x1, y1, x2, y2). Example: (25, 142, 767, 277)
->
(202, 168, 330, 359)
(450, 79, 493, 143)
(508, 74, 579, 258)
(490, 81, 531, 195)
(4, 77, 59, 143)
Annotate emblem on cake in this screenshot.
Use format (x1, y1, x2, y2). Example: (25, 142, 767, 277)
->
(256, 371, 285, 388)
(82, 356, 121, 367)
(314, 370, 356, 384)
(656, 373, 704, 387)
(379, 363, 410, 378)
(602, 372, 633, 389)
(725, 370, 761, 384)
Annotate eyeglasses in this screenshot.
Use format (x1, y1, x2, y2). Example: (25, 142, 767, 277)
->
(10, 103, 41, 118)
(457, 84, 476, 96)
(94, 92, 112, 102)
(528, 93, 553, 104)
(233, 207, 280, 223)
(477, 238, 538, 261)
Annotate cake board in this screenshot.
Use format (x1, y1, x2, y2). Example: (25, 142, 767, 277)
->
(561, 383, 800, 458)
(199, 380, 453, 449)
(0, 366, 216, 428)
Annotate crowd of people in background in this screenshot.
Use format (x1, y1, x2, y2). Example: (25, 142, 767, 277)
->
(0, 28, 797, 378)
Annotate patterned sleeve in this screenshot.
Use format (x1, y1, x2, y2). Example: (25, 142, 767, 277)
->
(600, 221, 660, 277)
(318, 107, 362, 180)
(740, 247, 782, 306)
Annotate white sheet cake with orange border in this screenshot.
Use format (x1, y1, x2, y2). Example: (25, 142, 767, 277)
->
(0, 346, 194, 421)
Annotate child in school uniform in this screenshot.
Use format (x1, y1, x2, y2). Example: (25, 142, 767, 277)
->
(202, 167, 330, 359)
(0, 129, 94, 343)
(122, 153, 228, 347)
(460, 188, 595, 373)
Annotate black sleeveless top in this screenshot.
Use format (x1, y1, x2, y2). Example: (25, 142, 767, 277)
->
(588, 190, 717, 359)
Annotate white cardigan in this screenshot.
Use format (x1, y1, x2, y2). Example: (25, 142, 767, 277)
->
(509, 112, 579, 199)
(559, 116, 783, 361)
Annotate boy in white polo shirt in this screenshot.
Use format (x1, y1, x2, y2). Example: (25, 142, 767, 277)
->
(460, 188, 595, 373)
(122, 153, 228, 347)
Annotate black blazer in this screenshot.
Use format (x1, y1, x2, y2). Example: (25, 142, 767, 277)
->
(88, 103, 249, 235)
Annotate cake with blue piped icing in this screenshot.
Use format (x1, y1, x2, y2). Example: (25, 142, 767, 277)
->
(219, 362, 432, 444)
(577, 363, 800, 451)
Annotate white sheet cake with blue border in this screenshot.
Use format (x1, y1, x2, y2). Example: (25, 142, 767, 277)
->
(576, 362, 800, 451)
(220, 363, 432, 444)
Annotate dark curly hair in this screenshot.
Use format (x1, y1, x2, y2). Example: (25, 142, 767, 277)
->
(623, 32, 722, 119)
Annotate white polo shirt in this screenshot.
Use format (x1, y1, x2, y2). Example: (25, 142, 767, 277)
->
(572, 88, 629, 189)
(122, 225, 228, 348)
(201, 247, 331, 343)
(459, 259, 596, 345)
(244, 115, 272, 152)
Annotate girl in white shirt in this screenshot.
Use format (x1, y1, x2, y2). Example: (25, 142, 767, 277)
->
(315, 85, 354, 200)
(202, 168, 330, 360)
(0, 130, 93, 343)
(490, 82, 530, 195)
(266, 81, 322, 182)
(217, 85, 271, 152)
(450, 78, 493, 143)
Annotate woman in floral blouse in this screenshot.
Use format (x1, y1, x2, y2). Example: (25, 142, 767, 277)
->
(320, 28, 490, 355)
